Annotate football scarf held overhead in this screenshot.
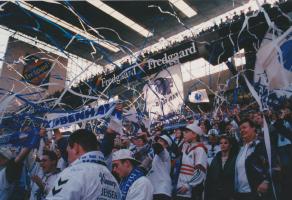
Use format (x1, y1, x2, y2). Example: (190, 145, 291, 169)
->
(44, 102, 117, 130)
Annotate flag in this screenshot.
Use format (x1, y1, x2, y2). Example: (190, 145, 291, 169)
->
(108, 102, 123, 134)
(188, 89, 209, 103)
(143, 64, 184, 119)
(108, 117, 123, 135)
(254, 27, 292, 96)
(124, 107, 139, 123)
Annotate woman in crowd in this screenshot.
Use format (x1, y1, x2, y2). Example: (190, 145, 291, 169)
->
(205, 135, 238, 200)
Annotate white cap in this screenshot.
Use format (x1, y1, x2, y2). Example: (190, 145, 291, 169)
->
(208, 129, 219, 136)
(159, 135, 173, 146)
(0, 147, 14, 160)
(185, 122, 204, 136)
(112, 149, 140, 164)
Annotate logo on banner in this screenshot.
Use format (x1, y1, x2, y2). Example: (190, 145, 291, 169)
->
(195, 92, 203, 101)
(144, 65, 184, 118)
(101, 67, 137, 88)
(278, 38, 292, 72)
(96, 42, 198, 90)
(147, 42, 196, 70)
(22, 55, 52, 88)
(154, 77, 173, 95)
(44, 103, 116, 130)
(254, 27, 292, 97)
(188, 89, 209, 103)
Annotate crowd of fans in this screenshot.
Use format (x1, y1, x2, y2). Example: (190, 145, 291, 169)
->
(0, 96, 291, 200)
(1, 1, 291, 200)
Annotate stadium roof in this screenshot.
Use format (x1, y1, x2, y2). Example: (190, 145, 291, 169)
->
(0, 0, 247, 64)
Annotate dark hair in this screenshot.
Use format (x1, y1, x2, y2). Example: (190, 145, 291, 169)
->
(199, 119, 212, 132)
(219, 135, 233, 144)
(53, 129, 60, 134)
(136, 135, 147, 144)
(68, 129, 98, 152)
(43, 150, 58, 161)
(239, 118, 256, 128)
(219, 134, 239, 155)
(254, 112, 263, 117)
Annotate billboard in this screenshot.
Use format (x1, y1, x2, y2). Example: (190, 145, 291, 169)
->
(22, 55, 52, 88)
(95, 41, 199, 92)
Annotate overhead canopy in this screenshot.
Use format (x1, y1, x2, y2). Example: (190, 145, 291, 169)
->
(0, 0, 244, 64)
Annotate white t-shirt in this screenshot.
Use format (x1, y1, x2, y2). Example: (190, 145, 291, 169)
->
(126, 176, 153, 200)
(147, 149, 172, 196)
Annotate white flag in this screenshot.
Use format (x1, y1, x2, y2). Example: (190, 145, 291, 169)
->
(254, 27, 292, 96)
(188, 89, 209, 103)
(124, 107, 139, 123)
(143, 64, 184, 119)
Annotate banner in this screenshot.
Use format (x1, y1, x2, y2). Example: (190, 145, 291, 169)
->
(143, 64, 184, 119)
(44, 103, 117, 130)
(22, 55, 52, 88)
(94, 41, 198, 92)
(254, 27, 292, 96)
(188, 89, 209, 103)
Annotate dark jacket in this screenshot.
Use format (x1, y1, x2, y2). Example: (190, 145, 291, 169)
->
(244, 140, 279, 200)
(245, 141, 269, 191)
(205, 151, 237, 200)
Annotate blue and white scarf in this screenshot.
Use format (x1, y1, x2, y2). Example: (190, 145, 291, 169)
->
(119, 168, 144, 200)
(72, 151, 106, 166)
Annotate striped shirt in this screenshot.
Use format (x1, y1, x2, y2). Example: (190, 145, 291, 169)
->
(177, 142, 208, 198)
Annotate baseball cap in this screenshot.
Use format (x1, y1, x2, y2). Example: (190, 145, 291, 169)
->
(0, 147, 14, 160)
(112, 149, 140, 164)
(208, 129, 219, 136)
(159, 135, 173, 147)
(185, 122, 204, 136)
